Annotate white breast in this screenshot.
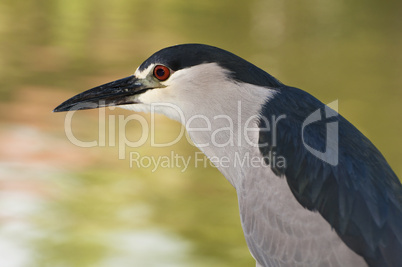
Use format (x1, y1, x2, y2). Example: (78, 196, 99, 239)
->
(237, 145, 366, 266)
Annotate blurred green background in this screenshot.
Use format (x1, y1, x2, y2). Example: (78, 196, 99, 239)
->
(0, 0, 401, 266)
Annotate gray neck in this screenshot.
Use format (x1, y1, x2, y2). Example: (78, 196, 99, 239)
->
(183, 83, 275, 188)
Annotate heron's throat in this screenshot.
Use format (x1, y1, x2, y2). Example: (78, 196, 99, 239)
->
(181, 84, 276, 188)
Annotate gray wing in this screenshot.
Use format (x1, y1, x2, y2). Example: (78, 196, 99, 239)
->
(238, 165, 367, 266)
(258, 87, 402, 267)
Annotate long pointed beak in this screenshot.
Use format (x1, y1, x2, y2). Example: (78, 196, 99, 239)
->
(53, 75, 151, 112)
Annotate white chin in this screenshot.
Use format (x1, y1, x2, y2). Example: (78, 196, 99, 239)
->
(118, 103, 185, 123)
(118, 103, 151, 113)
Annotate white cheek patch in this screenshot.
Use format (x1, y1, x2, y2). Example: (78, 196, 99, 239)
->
(134, 64, 155, 79)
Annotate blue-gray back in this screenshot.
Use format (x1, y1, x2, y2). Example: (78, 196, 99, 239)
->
(258, 86, 402, 267)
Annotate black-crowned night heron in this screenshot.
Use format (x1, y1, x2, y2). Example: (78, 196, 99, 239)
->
(54, 44, 402, 267)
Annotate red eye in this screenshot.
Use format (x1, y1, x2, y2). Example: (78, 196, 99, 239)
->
(153, 65, 170, 81)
